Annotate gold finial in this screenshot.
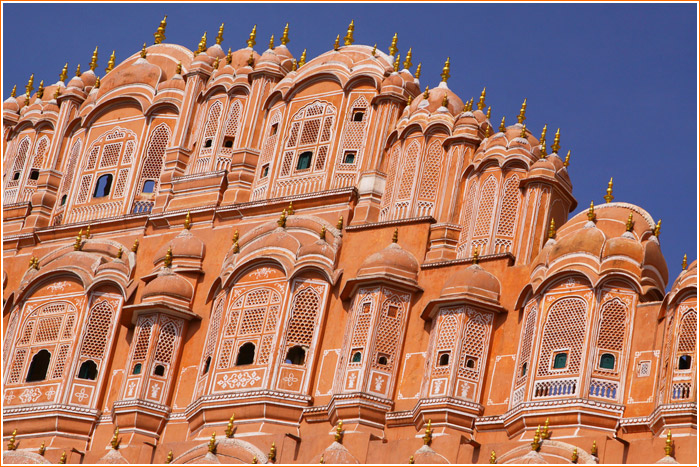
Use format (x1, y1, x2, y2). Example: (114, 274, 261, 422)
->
(116, 247, 123, 260)
(441, 92, 448, 108)
(604, 177, 614, 203)
(463, 99, 471, 112)
(682, 254, 687, 270)
(654, 219, 661, 237)
(393, 54, 401, 72)
(548, 218, 556, 239)
(164, 246, 173, 268)
(473, 247, 480, 264)
(344, 20, 355, 46)
(485, 125, 491, 138)
(225, 414, 235, 438)
(106, 51, 116, 74)
(403, 47, 412, 70)
(320, 454, 325, 464)
(388, 32, 398, 56)
(252, 456, 258, 463)
(277, 209, 287, 228)
(406, 95, 413, 105)
(477, 87, 486, 110)
(208, 432, 217, 453)
(287, 201, 294, 215)
(233, 229, 239, 244)
(131, 238, 139, 253)
(625, 212, 634, 232)
(337, 216, 344, 230)
(29, 256, 38, 270)
(486, 106, 492, 119)
(281, 23, 290, 46)
(468, 97, 474, 110)
(7, 429, 17, 450)
(490, 451, 496, 464)
(499, 116, 506, 132)
(247, 25, 257, 48)
(540, 142, 547, 158)
(75, 64, 82, 77)
(36, 80, 44, 99)
(320, 226, 326, 240)
(184, 211, 192, 230)
(166, 450, 173, 463)
(268, 35, 275, 50)
(176, 61, 182, 75)
(587, 201, 596, 222)
(74, 230, 83, 251)
(334, 35, 340, 51)
(423, 419, 433, 446)
(531, 429, 541, 451)
(39, 441, 46, 456)
(539, 124, 547, 146)
(571, 447, 578, 464)
(247, 51, 255, 67)
(216, 23, 225, 45)
(60, 63, 68, 82)
(664, 430, 673, 457)
(299, 49, 307, 67)
(225, 48, 232, 65)
(334, 420, 344, 443)
(551, 128, 561, 153)
(441, 57, 451, 82)
(591, 441, 598, 457)
(154, 15, 167, 44)
(111, 427, 120, 450)
(520, 124, 527, 139)
(371, 43, 377, 56)
(517, 98, 527, 124)
(197, 32, 207, 54)
(141, 43, 148, 59)
(392, 228, 399, 243)
(423, 85, 430, 99)
(563, 150, 571, 167)
(11, 84, 17, 98)
(53, 87, 61, 100)
(268, 442, 276, 462)
(415, 62, 422, 79)
(85, 223, 91, 239)
(90, 46, 99, 71)
(59, 451, 67, 464)
(409, 455, 415, 464)
(25, 73, 35, 98)
(213, 57, 220, 70)
(542, 418, 550, 439)
(94, 76, 101, 89)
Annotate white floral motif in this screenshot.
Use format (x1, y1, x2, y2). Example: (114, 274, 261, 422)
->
(126, 380, 136, 397)
(347, 373, 357, 389)
(19, 387, 42, 403)
(4, 391, 15, 403)
(45, 387, 56, 400)
(373, 375, 384, 392)
(74, 387, 89, 402)
(432, 380, 443, 394)
(251, 268, 274, 279)
(282, 372, 299, 387)
(150, 383, 161, 398)
(216, 371, 262, 389)
(47, 281, 69, 292)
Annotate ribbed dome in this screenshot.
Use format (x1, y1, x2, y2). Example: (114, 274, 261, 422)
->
(154, 229, 205, 265)
(357, 242, 419, 283)
(142, 268, 193, 302)
(3, 96, 19, 113)
(441, 264, 501, 304)
(408, 83, 463, 116)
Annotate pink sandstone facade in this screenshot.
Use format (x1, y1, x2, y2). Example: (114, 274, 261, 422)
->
(2, 22, 697, 464)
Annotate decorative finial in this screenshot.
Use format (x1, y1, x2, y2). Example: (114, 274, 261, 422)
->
(213, 57, 220, 70)
(36, 80, 44, 99)
(164, 246, 173, 268)
(490, 451, 496, 464)
(468, 97, 474, 110)
(473, 247, 480, 264)
(415, 62, 422, 79)
(277, 209, 287, 228)
(423, 419, 433, 446)
(131, 238, 139, 253)
(90, 46, 99, 71)
(53, 87, 61, 100)
(140, 43, 148, 59)
(337, 216, 344, 230)
(85, 223, 91, 239)
(344, 20, 355, 46)
(682, 254, 687, 270)
(664, 430, 673, 457)
(320, 454, 325, 464)
(486, 106, 492, 119)
(232, 229, 239, 244)
(540, 142, 547, 158)
(406, 95, 412, 105)
(287, 201, 294, 215)
(7, 429, 17, 450)
(393, 54, 401, 72)
(106, 51, 116, 74)
(477, 87, 486, 110)
(484, 125, 491, 138)
(225, 414, 235, 438)
(499, 116, 506, 132)
(208, 432, 217, 453)
(299, 49, 307, 67)
(539, 124, 547, 146)
(154, 15, 167, 44)
(517, 98, 527, 124)
(334, 35, 340, 51)
(216, 23, 225, 45)
(403, 48, 412, 70)
(520, 124, 527, 138)
(462, 100, 471, 112)
(247, 50, 255, 67)
(542, 418, 550, 439)
(176, 61, 182, 75)
(247, 25, 257, 48)
(563, 150, 571, 167)
(548, 218, 556, 239)
(320, 226, 326, 240)
(551, 128, 561, 153)
(441, 57, 451, 82)
(654, 219, 661, 237)
(59, 452, 67, 464)
(166, 450, 173, 463)
(531, 427, 541, 451)
(409, 455, 415, 464)
(281, 23, 290, 46)
(116, 247, 123, 260)
(625, 213, 634, 232)
(334, 420, 344, 443)
(392, 228, 399, 243)
(587, 201, 596, 222)
(441, 93, 448, 108)
(571, 447, 578, 464)
(11, 84, 17, 97)
(39, 441, 46, 456)
(25, 73, 35, 98)
(74, 230, 83, 251)
(111, 427, 120, 450)
(60, 63, 68, 82)
(268, 442, 276, 462)
(197, 32, 207, 55)
(94, 76, 101, 89)
(604, 177, 614, 203)
(75, 64, 82, 77)
(591, 441, 598, 457)
(423, 85, 430, 99)
(29, 256, 38, 270)
(388, 33, 398, 56)
(183, 211, 192, 230)
(371, 44, 377, 56)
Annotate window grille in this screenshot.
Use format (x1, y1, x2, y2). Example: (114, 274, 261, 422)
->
(536, 297, 587, 378)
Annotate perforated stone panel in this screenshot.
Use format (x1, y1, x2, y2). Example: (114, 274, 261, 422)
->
(154, 321, 178, 364)
(79, 300, 114, 359)
(537, 297, 587, 377)
(515, 302, 537, 387)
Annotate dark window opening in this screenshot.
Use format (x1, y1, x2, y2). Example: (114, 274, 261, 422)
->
(343, 152, 356, 164)
(60, 194, 67, 206)
(553, 352, 568, 369)
(521, 362, 528, 377)
(204, 139, 213, 148)
(296, 151, 312, 170)
(361, 303, 371, 314)
(351, 350, 362, 363)
(285, 346, 306, 365)
(26, 349, 51, 382)
(262, 164, 269, 178)
(438, 352, 450, 367)
(270, 123, 279, 135)
(387, 305, 399, 318)
(132, 363, 142, 375)
(153, 364, 165, 376)
(377, 354, 389, 366)
(93, 174, 113, 198)
(203, 356, 211, 374)
(352, 109, 365, 122)
(78, 360, 98, 380)
(142, 180, 156, 193)
(465, 357, 476, 369)
(29, 169, 40, 180)
(679, 355, 692, 370)
(12, 171, 21, 180)
(223, 138, 234, 148)
(236, 342, 256, 366)
(599, 353, 616, 370)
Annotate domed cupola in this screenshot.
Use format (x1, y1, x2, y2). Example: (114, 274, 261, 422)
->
(142, 261, 194, 305)
(453, 89, 492, 140)
(153, 214, 205, 271)
(3, 85, 20, 116)
(407, 58, 464, 118)
(226, 25, 262, 73)
(379, 47, 419, 100)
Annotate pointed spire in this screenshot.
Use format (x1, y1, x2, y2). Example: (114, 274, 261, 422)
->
(267, 443, 277, 462)
(441, 57, 451, 82)
(403, 47, 412, 70)
(225, 414, 235, 438)
(468, 97, 474, 110)
(548, 218, 556, 239)
(164, 246, 173, 268)
(587, 201, 596, 222)
(563, 150, 571, 167)
(10, 84, 17, 98)
(197, 32, 207, 55)
(208, 432, 217, 454)
(277, 209, 287, 228)
(184, 211, 192, 229)
(499, 116, 506, 132)
(551, 128, 561, 153)
(333, 34, 340, 51)
(520, 124, 527, 138)
(423, 419, 433, 446)
(682, 254, 687, 270)
(166, 451, 173, 463)
(388, 32, 398, 56)
(247, 51, 255, 67)
(226, 48, 232, 65)
(334, 420, 344, 443)
(74, 229, 83, 251)
(154, 15, 167, 44)
(625, 213, 634, 232)
(89, 46, 99, 71)
(473, 247, 479, 264)
(517, 98, 527, 124)
(423, 85, 430, 99)
(393, 54, 400, 72)
(337, 215, 344, 230)
(105, 51, 115, 74)
(176, 61, 182, 75)
(531, 427, 541, 451)
(344, 19, 355, 46)
(392, 228, 399, 243)
(654, 219, 661, 237)
(36, 80, 44, 99)
(406, 95, 412, 105)
(371, 43, 377, 56)
(116, 247, 123, 259)
(280, 23, 290, 46)
(409, 455, 415, 464)
(486, 106, 491, 119)
(477, 87, 486, 110)
(59, 62, 68, 82)
(442, 93, 448, 108)
(539, 124, 548, 147)
(216, 23, 225, 45)
(664, 430, 673, 457)
(59, 452, 67, 464)
(94, 76, 101, 89)
(111, 427, 120, 450)
(571, 448, 579, 464)
(591, 441, 598, 457)
(141, 43, 148, 59)
(39, 441, 46, 456)
(604, 177, 614, 203)
(213, 57, 220, 70)
(319, 226, 326, 240)
(132, 238, 139, 253)
(25, 73, 35, 98)
(484, 125, 491, 138)
(268, 35, 275, 50)
(53, 86, 60, 100)
(299, 49, 307, 67)
(415, 62, 422, 79)
(247, 25, 257, 48)
(540, 142, 547, 158)
(75, 64, 82, 77)
(489, 451, 496, 464)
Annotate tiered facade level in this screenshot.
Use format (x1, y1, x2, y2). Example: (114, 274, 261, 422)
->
(2, 26, 697, 464)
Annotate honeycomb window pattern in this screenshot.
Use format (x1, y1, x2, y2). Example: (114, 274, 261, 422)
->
(536, 297, 588, 377)
(284, 285, 321, 349)
(515, 302, 538, 386)
(135, 123, 171, 197)
(79, 300, 115, 359)
(594, 299, 628, 375)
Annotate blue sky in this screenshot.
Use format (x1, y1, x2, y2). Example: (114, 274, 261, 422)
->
(2, 3, 697, 287)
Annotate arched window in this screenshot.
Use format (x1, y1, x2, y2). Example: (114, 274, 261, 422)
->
(153, 364, 165, 376)
(132, 363, 142, 375)
(465, 357, 477, 369)
(236, 342, 256, 366)
(521, 362, 528, 377)
(203, 356, 211, 374)
(599, 353, 616, 370)
(351, 351, 362, 363)
(78, 360, 98, 380)
(296, 151, 313, 170)
(285, 346, 306, 365)
(93, 174, 113, 198)
(553, 352, 568, 369)
(679, 355, 692, 370)
(60, 194, 67, 206)
(142, 180, 155, 193)
(377, 354, 389, 366)
(438, 352, 450, 366)
(26, 350, 51, 382)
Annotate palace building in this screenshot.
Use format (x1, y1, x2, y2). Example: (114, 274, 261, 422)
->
(2, 19, 697, 464)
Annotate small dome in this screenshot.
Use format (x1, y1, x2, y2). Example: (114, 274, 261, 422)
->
(142, 268, 193, 302)
(441, 264, 501, 304)
(154, 229, 205, 264)
(547, 225, 606, 265)
(603, 235, 644, 263)
(409, 83, 463, 116)
(229, 47, 261, 70)
(206, 43, 226, 60)
(3, 95, 19, 113)
(67, 74, 84, 90)
(80, 69, 97, 89)
(412, 445, 449, 464)
(357, 242, 419, 283)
